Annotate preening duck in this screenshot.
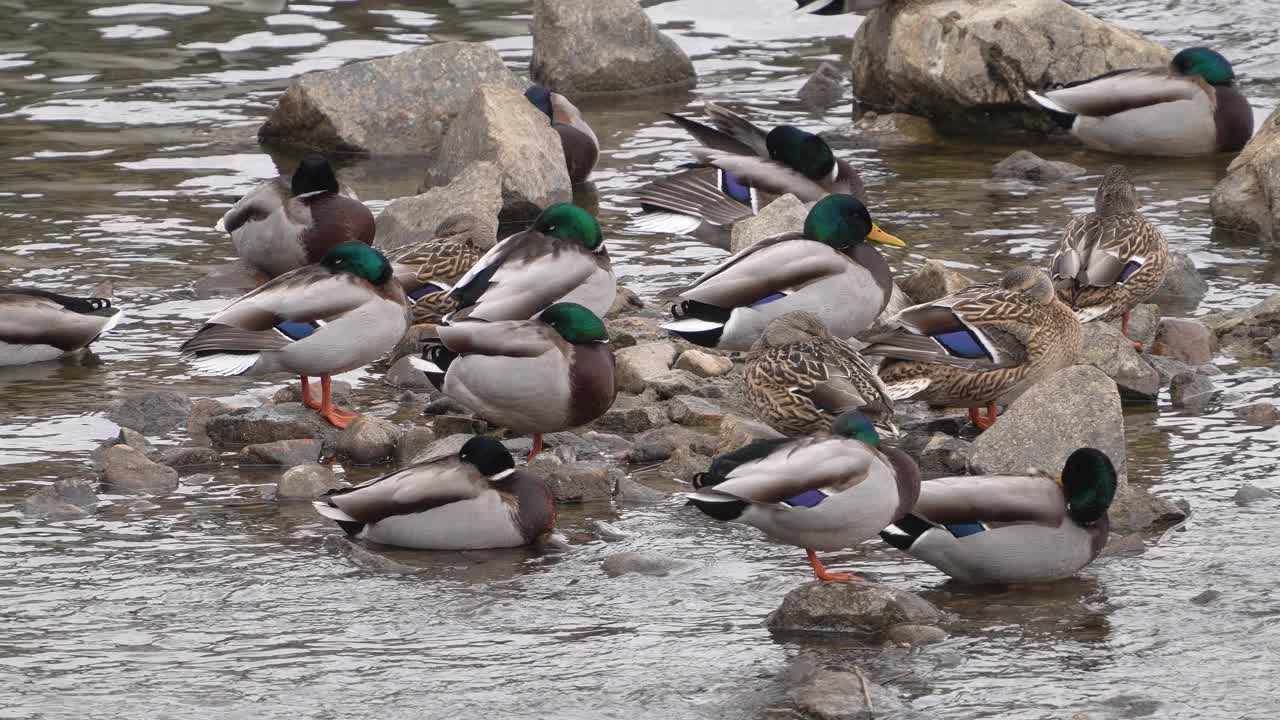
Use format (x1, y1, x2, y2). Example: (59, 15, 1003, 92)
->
(525, 84, 599, 184)
(0, 288, 123, 367)
(387, 213, 487, 327)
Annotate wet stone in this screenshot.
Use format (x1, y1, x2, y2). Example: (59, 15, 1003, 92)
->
(395, 426, 437, 467)
(615, 341, 677, 394)
(272, 380, 353, 408)
(613, 474, 668, 503)
(716, 414, 784, 454)
(337, 415, 403, 465)
(1109, 484, 1189, 535)
(239, 439, 323, 467)
(205, 403, 341, 453)
(591, 519, 632, 541)
(22, 479, 99, 521)
(991, 150, 1085, 182)
(277, 463, 341, 499)
(606, 286, 645, 319)
(192, 260, 271, 300)
(410, 433, 471, 464)
(187, 398, 234, 448)
(153, 446, 221, 468)
(1190, 589, 1223, 605)
(421, 395, 470, 416)
(542, 462, 611, 502)
(898, 431, 973, 477)
(385, 355, 432, 390)
(432, 415, 489, 437)
(797, 61, 845, 109)
(602, 551, 693, 577)
(1169, 372, 1215, 409)
(1075, 322, 1160, 402)
(1233, 484, 1275, 506)
(880, 622, 948, 647)
(1154, 318, 1217, 365)
(109, 390, 192, 435)
(767, 581, 941, 634)
(1240, 402, 1280, 427)
(101, 445, 179, 494)
(901, 259, 975, 305)
(786, 661, 911, 720)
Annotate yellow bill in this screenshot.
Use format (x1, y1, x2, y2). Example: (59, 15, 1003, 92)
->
(867, 223, 906, 247)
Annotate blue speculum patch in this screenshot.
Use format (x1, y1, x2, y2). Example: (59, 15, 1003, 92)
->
(934, 329, 989, 359)
(749, 292, 787, 307)
(720, 171, 753, 205)
(1118, 260, 1142, 283)
(275, 320, 321, 341)
(407, 282, 445, 301)
(946, 523, 987, 538)
(784, 489, 828, 508)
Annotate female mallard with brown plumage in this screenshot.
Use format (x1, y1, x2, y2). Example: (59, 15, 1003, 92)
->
(216, 154, 375, 278)
(387, 213, 487, 327)
(862, 266, 1081, 431)
(743, 311, 895, 437)
(1049, 165, 1168, 349)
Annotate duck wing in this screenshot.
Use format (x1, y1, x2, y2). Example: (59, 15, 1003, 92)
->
(912, 473, 1066, 527)
(862, 283, 1038, 368)
(322, 455, 491, 524)
(634, 167, 757, 228)
(1037, 68, 1200, 117)
(804, 340, 895, 417)
(664, 111, 759, 157)
(434, 319, 560, 358)
(1051, 214, 1162, 289)
(699, 435, 878, 504)
(695, 151, 832, 201)
(704, 102, 771, 158)
(217, 177, 288, 234)
(0, 289, 121, 351)
(680, 235, 844, 309)
(448, 231, 607, 322)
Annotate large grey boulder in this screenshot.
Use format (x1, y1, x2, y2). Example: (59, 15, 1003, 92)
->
(530, 0, 696, 96)
(849, 0, 1170, 133)
(767, 581, 941, 634)
(970, 364, 1127, 483)
(1211, 107, 1280, 242)
(425, 85, 572, 221)
(375, 162, 503, 254)
(259, 42, 523, 153)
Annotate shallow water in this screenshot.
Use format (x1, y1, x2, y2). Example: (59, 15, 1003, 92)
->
(2, 1, 1280, 718)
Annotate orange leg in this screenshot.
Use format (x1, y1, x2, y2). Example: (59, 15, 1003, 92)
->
(317, 374, 358, 429)
(969, 402, 998, 431)
(807, 549, 863, 582)
(527, 433, 544, 464)
(299, 376, 321, 410)
(1121, 311, 1143, 351)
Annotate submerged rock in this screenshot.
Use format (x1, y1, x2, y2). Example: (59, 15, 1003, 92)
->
(785, 660, 912, 720)
(1233, 484, 1275, 506)
(110, 390, 192, 435)
(797, 61, 845, 109)
(259, 42, 522, 153)
(729, 194, 808, 253)
(1211, 107, 1280, 242)
(991, 150, 1086, 182)
(277, 463, 341, 499)
(849, 0, 1170, 133)
(900, 260, 975, 305)
(1109, 485, 1188, 534)
(1239, 401, 1280, 427)
(426, 84, 572, 221)
(1153, 318, 1217, 365)
(767, 581, 941, 634)
(1169, 372, 1215, 409)
(530, 0, 696, 95)
(375, 162, 503, 254)
(1074, 322, 1160, 402)
(205, 403, 341, 453)
(153, 446, 221, 468)
(22, 479, 99, 521)
(239, 439, 323, 467)
(881, 623, 948, 647)
(187, 398, 234, 448)
(603, 551, 693, 577)
(101, 445, 179, 494)
(615, 341, 677, 394)
(1149, 253, 1209, 310)
(822, 111, 941, 149)
(337, 415, 402, 465)
(971, 365, 1128, 482)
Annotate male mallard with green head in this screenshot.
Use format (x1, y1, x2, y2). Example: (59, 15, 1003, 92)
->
(216, 154, 376, 278)
(662, 194, 904, 351)
(410, 303, 616, 463)
(1049, 165, 1168, 349)
(180, 241, 408, 428)
(881, 448, 1118, 584)
(863, 266, 1081, 431)
(446, 204, 615, 323)
(688, 411, 920, 581)
(525, 85, 599, 185)
(632, 103, 865, 239)
(743, 311, 895, 437)
(314, 436, 555, 550)
(1028, 47, 1254, 156)
(387, 213, 488, 327)
(0, 288, 123, 366)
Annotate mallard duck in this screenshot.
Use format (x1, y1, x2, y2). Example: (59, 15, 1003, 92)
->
(661, 194, 904, 351)
(180, 241, 408, 428)
(1027, 47, 1253, 156)
(313, 436, 555, 550)
(445, 204, 615, 323)
(525, 85, 599, 185)
(880, 448, 1118, 584)
(215, 154, 375, 278)
(743, 311, 895, 437)
(0, 288, 123, 366)
(1049, 165, 1169, 348)
(793, 0, 890, 13)
(409, 303, 616, 462)
(632, 102, 865, 238)
(687, 411, 920, 581)
(387, 213, 487, 327)
(863, 266, 1081, 431)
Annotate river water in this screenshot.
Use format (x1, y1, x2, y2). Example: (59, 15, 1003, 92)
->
(2, 1, 1278, 718)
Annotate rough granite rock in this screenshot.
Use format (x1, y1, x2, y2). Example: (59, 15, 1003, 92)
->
(259, 42, 523, 153)
(1154, 318, 1217, 365)
(647, 369, 702, 400)
(767, 581, 941, 634)
(822, 111, 942, 149)
(1169, 373, 1215, 409)
(530, 0, 696, 95)
(1149, 253, 1209, 310)
(277, 463, 341, 499)
(153, 446, 221, 468)
(425, 85, 572, 221)
(395, 426, 437, 466)
(90, 427, 154, 472)
(1211, 106, 1280, 242)
(542, 461, 612, 502)
(992, 150, 1086, 182)
(849, 0, 1171, 133)
(667, 395, 728, 428)
(730, 194, 808, 253)
(674, 349, 733, 378)
(187, 398, 235, 448)
(1108, 485, 1188, 534)
(101, 445, 179, 494)
(205, 403, 340, 453)
(22, 479, 99, 521)
(615, 341, 677, 394)
(375, 162, 503, 254)
(716, 414, 784, 454)
(607, 316, 664, 348)
(898, 431, 973, 477)
(337, 415, 402, 464)
(239, 439, 323, 467)
(901, 260, 975, 305)
(786, 661, 912, 720)
(971, 365, 1128, 483)
(1074, 322, 1160, 402)
(1113, 303, 1160, 350)
(797, 61, 845, 109)
(592, 404, 669, 434)
(110, 390, 192, 435)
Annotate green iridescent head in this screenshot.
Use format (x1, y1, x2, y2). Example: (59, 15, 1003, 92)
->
(532, 203, 604, 251)
(831, 411, 880, 447)
(540, 302, 608, 343)
(321, 241, 392, 285)
(803, 194, 906, 250)
(1061, 448, 1118, 525)
(766, 125, 836, 181)
(1172, 47, 1235, 85)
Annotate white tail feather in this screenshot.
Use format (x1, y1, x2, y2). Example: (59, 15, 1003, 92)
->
(1027, 90, 1073, 115)
(661, 318, 725, 333)
(630, 212, 702, 236)
(313, 501, 357, 523)
(214, 216, 227, 233)
(98, 310, 124, 336)
(188, 352, 260, 376)
(885, 378, 932, 401)
(407, 356, 443, 374)
(1074, 305, 1113, 324)
(793, 0, 839, 14)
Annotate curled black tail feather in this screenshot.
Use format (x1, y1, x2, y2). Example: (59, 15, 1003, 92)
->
(880, 513, 934, 551)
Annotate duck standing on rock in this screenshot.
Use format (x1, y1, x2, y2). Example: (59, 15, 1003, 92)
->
(410, 303, 616, 463)
(687, 411, 920, 582)
(1049, 165, 1168, 349)
(180, 241, 408, 429)
(632, 102, 865, 238)
(743, 311, 895, 437)
(0, 287, 123, 366)
(313, 436, 555, 550)
(216, 154, 376, 278)
(880, 448, 1118, 584)
(863, 266, 1081, 431)
(1027, 47, 1254, 157)
(661, 194, 904, 351)
(445, 204, 615, 322)
(525, 84, 599, 185)
(387, 213, 487, 327)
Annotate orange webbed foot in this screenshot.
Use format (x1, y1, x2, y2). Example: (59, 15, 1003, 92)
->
(320, 406, 359, 429)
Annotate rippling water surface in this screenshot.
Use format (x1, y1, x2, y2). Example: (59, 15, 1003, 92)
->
(2, 1, 1279, 718)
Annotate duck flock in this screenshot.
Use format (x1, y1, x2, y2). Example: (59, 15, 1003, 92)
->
(0, 1, 1260, 592)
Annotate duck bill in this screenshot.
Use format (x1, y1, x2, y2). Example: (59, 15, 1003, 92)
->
(866, 224, 905, 247)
